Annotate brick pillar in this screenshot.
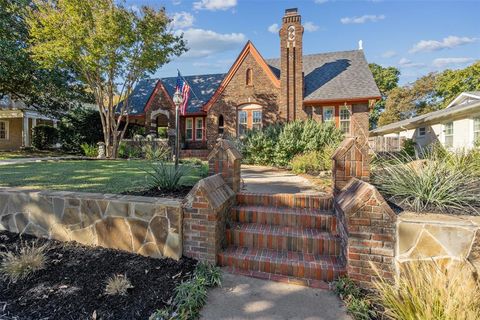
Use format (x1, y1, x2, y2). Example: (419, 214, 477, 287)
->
(208, 139, 242, 193)
(332, 137, 370, 192)
(182, 174, 235, 264)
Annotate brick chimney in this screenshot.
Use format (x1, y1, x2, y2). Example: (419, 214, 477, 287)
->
(279, 8, 304, 121)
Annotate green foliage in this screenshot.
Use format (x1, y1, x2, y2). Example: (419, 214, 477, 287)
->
(291, 148, 334, 175)
(368, 63, 400, 129)
(194, 262, 222, 287)
(57, 107, 103, 153)
(147, 162, 190, 191)
(334, 276, 376, 320)
(242, 121, 343, 168)
(32, 124, 58, 150)
(80, 143, 97, 157)
(0, 241, 47, 283)
(436, 61, 480, 106)
(401, 138, 416, 157)
(142, 144, 170, 161)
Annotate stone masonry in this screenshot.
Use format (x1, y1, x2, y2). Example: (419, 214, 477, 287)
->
(0, 189, 182, 260)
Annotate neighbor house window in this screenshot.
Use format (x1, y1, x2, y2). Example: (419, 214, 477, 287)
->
(0, 120, 8, 140)
(185, 118, 193, 141)
(323, 107, 334, 123)
(418, 127, 426, 137)
(246, 68, 253, 86)
(474, 117, 480, 142)
(195, 117, 204, 141)
(238, 111, 247, 136)
(252, 110, 262, 130)
(444, 122, 454, 148)
(218, 115, 224, 134)
(339, 106, 351, 134)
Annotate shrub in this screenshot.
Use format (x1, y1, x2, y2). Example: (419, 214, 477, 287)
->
(105, 274, 133, 296)
(32, 124, 58, 150)
(143, 144, 170, 161)
(333, 276, 376, 320)
(290, 145, 336, 175)
(242, 124, 282, 165)
(58, 107, 103, 153)
(372, 261, 480, 320)
(147, 162, 190, 191)
(195, 262, 222, 287)
(0, 242, 47, 283)
(372, 150, 480, 213)
(80, 143, 97, 157)
(401, 138, 416, 157)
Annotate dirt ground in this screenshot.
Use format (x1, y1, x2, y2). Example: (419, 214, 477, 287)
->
(0, 231, 196, 320)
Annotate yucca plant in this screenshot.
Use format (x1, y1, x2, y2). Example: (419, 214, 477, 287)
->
(372, 261, 480, 320)
(147, 162, 190, 191)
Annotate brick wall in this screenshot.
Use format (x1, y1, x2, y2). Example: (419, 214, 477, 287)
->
(182, 174, 235, 264)
(335, 178, 396, 288)
(332, 137, 370, 191)
(208, 139, 242, 193)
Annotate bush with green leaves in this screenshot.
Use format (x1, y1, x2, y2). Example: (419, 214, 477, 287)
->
(80, 143, 97, 157)
(143, 144, 170, 161)
(147, 162, 190, 191)
(32, 124, 58, 150)
(334, 276, 376, 320)
(241, 124, 282, 166)
(401, 138, 416, 157)
(57, 107, 103, 153)
(291, 144, 336, 175)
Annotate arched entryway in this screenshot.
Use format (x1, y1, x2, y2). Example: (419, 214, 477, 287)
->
(150, 109, 170, 138)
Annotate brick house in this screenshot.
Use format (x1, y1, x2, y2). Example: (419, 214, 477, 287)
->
(121, 8, 380, 156)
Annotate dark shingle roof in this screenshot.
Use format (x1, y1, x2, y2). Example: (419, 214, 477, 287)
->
(118, 78, 159, 115)
(266, 50, 380, 101)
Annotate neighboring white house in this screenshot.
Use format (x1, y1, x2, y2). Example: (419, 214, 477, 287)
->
(370, 91, 480, 152)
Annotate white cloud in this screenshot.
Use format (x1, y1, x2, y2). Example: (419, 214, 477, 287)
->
(381, 50, 397, 58)
(398, 58, 425, 68)
(171, 12, 195, 29)
(268, 23, 279, 34)
(179, 28, 246, 58)
(432, 57, 475, 68)
(410, 36, 477, 53)
(128, 5, 141, 14)
(193, 0, 237, 11)
(340, 14, 385, 24)
(304, 22, 320, 32)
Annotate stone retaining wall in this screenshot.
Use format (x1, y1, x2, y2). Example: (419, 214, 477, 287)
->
(0, 189, 182, 260)
(397, 212, 480, 272)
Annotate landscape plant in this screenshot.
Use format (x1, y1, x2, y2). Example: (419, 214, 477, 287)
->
(32, 124, 58, 150)
(80, 143, 98, 157)
(105, 274, 133, 296)
(333, 276, 376, 320)
(57, 107, 103, 153)
(0, 241, 47, 283)
(147, 162, 190, 191)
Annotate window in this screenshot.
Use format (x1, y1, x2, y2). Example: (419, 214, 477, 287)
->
(246, 68, 253, 86)
(474, 117, 480, 143)
(323, 107, 334, 123)
(444, 122, 454, 148)
(218, 115, 224, 134)
(0, 120, 8, 140)
(185, 118, 193, 141)
(339, 106, 351, 134)
(195, 117, 204, 141)
(418, 127, 426, 137)
(238, 111, 247, 136)
(252, 111, 262, 130)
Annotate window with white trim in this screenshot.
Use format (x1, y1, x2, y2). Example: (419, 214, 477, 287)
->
(474, 117, 480, 142)
(252, 110, 262, 130)
(339, 106, 351, 134)
(0, 120, 8, 140)
(418, 127, 426, 137)
(185, 118, 193, 141)
(195, 117, 204, 141)
(323, 106, 334, 123)
(444, 122, 454, 148)
(238, 111, 247, 136)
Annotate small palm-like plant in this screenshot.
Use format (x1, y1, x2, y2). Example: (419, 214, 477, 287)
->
(0, 242, 47, 283)
(147, 162, 190, 191)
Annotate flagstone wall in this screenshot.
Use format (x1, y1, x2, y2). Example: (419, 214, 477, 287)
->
(0, 189, 182, 260)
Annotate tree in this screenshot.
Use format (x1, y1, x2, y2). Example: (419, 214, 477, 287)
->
(27, 0, 186, 158)
(436, 61, 480, 106)
(0, 0, 89, 116)
(368, 63, 400, 129)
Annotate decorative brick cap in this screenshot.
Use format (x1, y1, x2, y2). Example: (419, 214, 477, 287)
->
(184, 174, 235, 210)
(208, 139, 242, 161)
(336, 178, 396, 219)
(331, 137, 356, 160)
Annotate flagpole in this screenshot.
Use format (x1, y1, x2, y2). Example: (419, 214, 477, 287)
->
(177, 69, 201, 102)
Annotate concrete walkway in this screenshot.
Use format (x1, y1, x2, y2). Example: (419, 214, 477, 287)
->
(0, 156, 87, 166)
(241, 165, 323, 194)
(201, 272, 350, 320)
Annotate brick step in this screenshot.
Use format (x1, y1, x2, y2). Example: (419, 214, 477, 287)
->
(231, 205, 337, 232)
(237, 192, 333, 210)
(218, 246, 346, 282)
(226, 223, 341, 256)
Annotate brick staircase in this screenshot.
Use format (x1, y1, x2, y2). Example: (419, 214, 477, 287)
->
(218, 192, 346, 287)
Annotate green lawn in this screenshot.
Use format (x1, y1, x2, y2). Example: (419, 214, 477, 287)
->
(0, 160, 206, 193)
(0, 150, 73, 160)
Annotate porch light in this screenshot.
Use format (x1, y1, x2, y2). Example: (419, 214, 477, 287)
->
(173, 90, 183, 168)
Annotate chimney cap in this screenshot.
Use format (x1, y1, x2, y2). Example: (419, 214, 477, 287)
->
(285, 8, 298, 15)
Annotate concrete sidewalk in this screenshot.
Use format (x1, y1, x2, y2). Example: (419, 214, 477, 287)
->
(201, 272, 350, 320)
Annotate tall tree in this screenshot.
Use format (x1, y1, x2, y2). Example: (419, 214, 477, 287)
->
(368, 63, 400, 129)
(27, 0, 186, 158)
(0, 0, 88, 116)
(436, 61, 480, 106)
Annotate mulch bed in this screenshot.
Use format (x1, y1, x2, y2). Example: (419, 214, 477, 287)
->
(122, 186, 193, 199)
(0, 231, 196, 320)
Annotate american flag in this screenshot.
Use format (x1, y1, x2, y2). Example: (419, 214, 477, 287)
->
(175, 71, 190, 116)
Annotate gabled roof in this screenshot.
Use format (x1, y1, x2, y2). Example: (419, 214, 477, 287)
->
(266, 50, 380, 102)
(117, 78, 159, 115)
(446, 91, 480, 108)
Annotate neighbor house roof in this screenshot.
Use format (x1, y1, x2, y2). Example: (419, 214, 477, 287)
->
(371, 94, 480, 136)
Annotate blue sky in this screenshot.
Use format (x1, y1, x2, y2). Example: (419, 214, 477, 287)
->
(126, 0, 480, 84)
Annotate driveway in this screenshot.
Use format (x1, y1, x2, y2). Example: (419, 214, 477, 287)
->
(241, 165, 324, 194)
(201, 272, 350, 320)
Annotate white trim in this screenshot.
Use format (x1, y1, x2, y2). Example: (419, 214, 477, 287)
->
(447, 92, 480, 108)
(339, 105, 351, 135)
(195, 117, 204, 141)
(444, 121, 454, 148)
(185, 117, 193, 141)
(417, 127, 426, 137)
(237, 110, 248, 136)
(252, 110, 262, 130)
(0, 120, 9, 140)
(322, 106, 334, 123)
